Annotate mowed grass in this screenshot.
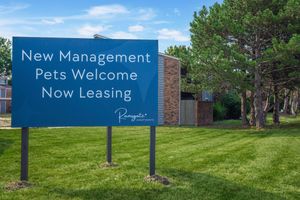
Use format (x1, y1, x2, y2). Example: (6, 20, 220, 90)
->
(0, 116, 299, 200)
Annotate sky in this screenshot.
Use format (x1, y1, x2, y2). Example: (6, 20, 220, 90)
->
(0, 0, 223, 52)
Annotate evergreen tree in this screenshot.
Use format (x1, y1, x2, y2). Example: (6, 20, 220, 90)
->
(0, 37, 12, 77)
(190, 0, 300, 128)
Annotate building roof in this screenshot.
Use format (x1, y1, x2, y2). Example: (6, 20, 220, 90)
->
(92, 34, 180, 61)
(159, 53, 180, 61)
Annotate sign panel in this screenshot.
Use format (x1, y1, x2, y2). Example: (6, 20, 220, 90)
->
(12, 37, 158, 127)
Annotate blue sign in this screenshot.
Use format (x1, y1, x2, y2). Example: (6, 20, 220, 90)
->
(12, 37, 158, 127)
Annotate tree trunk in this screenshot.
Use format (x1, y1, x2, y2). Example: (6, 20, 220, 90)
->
(263, 95, 270, 124)
(254, 66, 264, 129)
(282, 89, 290, 114)
(249, 91, 256, 126)
(241, 91, 249, 127)
(273, 84, 280, 125)
(291, 89, 299, 116)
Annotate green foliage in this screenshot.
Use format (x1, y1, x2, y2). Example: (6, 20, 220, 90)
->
(189, 0, 300, 127)
(214, 92, 249, 121)
(263, 34, 300, 89)
(190, 2, 251, 93)
(213, 102, 227, 121)
(0, 37, 12, 77)
(190, 0, 300, 91)
(221, 92, 242, 119)
(165, 45, 196, 93)
(165, 45, 192, 71)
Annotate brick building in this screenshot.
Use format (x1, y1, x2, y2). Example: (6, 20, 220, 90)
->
(158, 53, 180, 125)
(159, 53, 213, 126)
(0, 78, 12, 114)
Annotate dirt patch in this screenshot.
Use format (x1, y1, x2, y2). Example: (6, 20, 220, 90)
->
(99, 162, 118, 168)
(5, 181, 31, 191)
(144, 175, 170, 185)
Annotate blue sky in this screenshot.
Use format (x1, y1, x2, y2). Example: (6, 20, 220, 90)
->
(0, 0, 222, 51)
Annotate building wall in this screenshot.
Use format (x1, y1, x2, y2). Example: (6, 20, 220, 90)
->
(195, 101, 213, 125)
(158, 55, 165, 125)
(180, 100, 213, 126)
(163, 56, 180, 125)
(0, 86, 11, 114)
(0, 87, 5, 113)
(6, 88, 12, 113)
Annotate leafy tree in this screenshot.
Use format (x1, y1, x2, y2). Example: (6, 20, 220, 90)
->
(190, 0, 300, 128)
(190, 3, 251, 126)
(0, 37, 12, 77)
(165, 45, 194, 93)
(263, 34, 300, 122)
(224, 0, 300, 127)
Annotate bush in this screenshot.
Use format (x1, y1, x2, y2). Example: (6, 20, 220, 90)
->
(221, 92, 241, 119)
(213, 91, 250, 121)
(213, 102, 227, 121)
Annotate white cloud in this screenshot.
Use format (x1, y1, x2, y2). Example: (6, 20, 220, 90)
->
(157, 28, 189, 42)
(0, 18, 42, 26)
(110, 31, 137, 39)
(41, 18, 64, 25)
(0, 28, 14, 39)
(138, 8, 156, 20)
(0, 3, 29, 14)
(174, 8, 181, 16)
(77, 25, 107, 36)
(0, 19, 22, 26)
(87, 4, 129, 17)
(153, 20, 169, 25)
(128, 25, 144, 32)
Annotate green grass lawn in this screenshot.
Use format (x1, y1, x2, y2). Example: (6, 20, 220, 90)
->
(0, 116, 299, 200)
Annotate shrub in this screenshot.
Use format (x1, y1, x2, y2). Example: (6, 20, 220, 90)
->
(213, 102, 227, 121)
(213, 91, 251, 121)
(221, 92, 241, 119)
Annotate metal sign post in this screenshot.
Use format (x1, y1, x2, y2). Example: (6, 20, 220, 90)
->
(106, 126, 112, 163)
(21, 127, 29, 181)
(150, 126, 156, 176)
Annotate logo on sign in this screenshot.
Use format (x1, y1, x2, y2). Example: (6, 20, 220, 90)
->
(114, 107, 154, 123)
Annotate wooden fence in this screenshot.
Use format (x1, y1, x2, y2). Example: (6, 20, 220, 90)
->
(180, 100, 196, 125)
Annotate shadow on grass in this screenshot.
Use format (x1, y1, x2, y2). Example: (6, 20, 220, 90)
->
(180, 118, 300, 139)
(51, 169, 288, 200)
(179, 125, 300, 139)
(0, 138, 14, 156)
(161, 168, 290, 200)
(211, 121, 300, 131)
